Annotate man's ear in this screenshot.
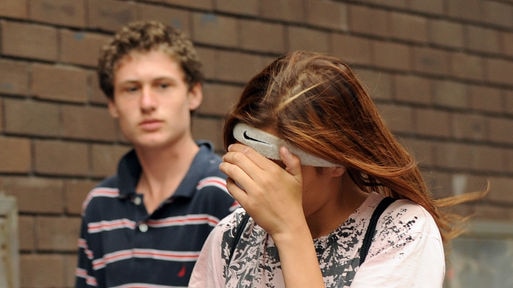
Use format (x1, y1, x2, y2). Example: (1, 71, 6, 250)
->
(108, 99, 119, 118)
(188, 83, 203, 111)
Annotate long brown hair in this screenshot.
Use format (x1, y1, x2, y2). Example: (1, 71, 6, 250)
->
(223, 51, 486, 243)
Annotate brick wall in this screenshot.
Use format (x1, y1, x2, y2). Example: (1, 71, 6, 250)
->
(0, 0, 512, 286)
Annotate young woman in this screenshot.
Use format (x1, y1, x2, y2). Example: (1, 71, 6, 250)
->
(189, 51, 486, 288)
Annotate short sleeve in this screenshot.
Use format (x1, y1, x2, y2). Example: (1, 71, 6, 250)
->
(189, 211, 240, 288)
(350, 201, 445, 288)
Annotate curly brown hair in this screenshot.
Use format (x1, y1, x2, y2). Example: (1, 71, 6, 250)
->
(98, 20, 204, 100)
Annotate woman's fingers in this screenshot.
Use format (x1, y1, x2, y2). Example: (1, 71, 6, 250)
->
(279, 146, 302, 181)
(224, 177, 249, 206)
(226, 143, 283, 171)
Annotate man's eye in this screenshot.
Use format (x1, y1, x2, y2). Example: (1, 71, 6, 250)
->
(125, 86, 139, 93)
(158, 83, 170, 89)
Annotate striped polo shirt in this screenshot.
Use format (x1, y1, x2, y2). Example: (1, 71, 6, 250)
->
(75, 142, 238, 287)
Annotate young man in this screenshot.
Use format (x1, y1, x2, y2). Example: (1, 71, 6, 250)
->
(75, 21, 238, 287)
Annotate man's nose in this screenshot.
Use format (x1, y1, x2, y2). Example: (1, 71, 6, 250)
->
(140, 87, 157, 112)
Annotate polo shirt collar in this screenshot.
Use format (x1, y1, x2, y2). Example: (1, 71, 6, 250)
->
(116, 141, 216, 199)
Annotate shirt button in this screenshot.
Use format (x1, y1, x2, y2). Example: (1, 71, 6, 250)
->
(134, 196, 142, 205)
(138, 223, 148, 232)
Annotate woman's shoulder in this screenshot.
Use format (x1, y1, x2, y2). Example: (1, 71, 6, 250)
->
(385, 198, 438, 233)
(373, 196, 442, 251)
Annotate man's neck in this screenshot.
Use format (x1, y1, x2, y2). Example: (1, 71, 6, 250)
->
(134, 138, 200, 213)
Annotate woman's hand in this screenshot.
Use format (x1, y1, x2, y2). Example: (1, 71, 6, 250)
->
(219, 143, 306, 238)
(220, 143, 326, 287)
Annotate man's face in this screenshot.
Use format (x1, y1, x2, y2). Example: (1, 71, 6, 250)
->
(108, 50, 202, 150)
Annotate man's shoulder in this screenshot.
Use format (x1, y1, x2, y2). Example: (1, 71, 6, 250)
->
(194, 143, 225, 178)
(96, 174, 119, 189)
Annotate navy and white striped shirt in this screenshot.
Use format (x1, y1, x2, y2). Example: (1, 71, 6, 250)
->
(75, 142, 238, 287)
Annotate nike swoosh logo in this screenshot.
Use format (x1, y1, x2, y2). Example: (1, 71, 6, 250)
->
(243, 130, 268, 144)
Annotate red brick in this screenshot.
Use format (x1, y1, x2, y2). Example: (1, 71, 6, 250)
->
(4, 98, 61, 137)
(468, 85, 504, 113)
(482, 1, 513, 28)
(64, 254, 78, 287)
(331, 34, 372, 65)
(0, 0, 27, 18)
(89, 73, 108, 105)
(506, 90, 513, 116)
(487, 177, 513, 203)
(466, 26, 500, 54)
(473, 146, 505, 173)
(31, 64, 89, 103)
(1, 21, 58, 61)
(449, 52, 484, 81)
(489, 118, 513, 145)
(0, 136, 31, 173)
(260, 0, 305, 22)
(429, 19, 464, 49)
(414, 108, 451, 138)
(432, 80, 469, 109)
(34, 140, 89, 176)
(215, 0, 259, 16)
(470, 203, 513, 220)
(501, 31, 513, 57)
(447, 0, 482, 22)
(407, 0, 444, 14)
(20, 254, 66, 287)
(389, 12, 428, 43)
(434, 142, 474, 170)
(452, 113, 488, 141)
(240, 20, 285, 53)
(393, 74, 432, 105)
(18, 216, 35, 251)
(195, 47, 216, 80)
(138, 4, 191, 36)
(87, 0, 137, 32)
(214, 50, 265, 83)
(0, 99, 3, 132)
(61, 105, 117, 141)
(401, 138, 435, 167)
(64, 179, 96, 215)
(192, 117, 224, 152)
(305, 0, 348, 30)
(192, 13, 238, 47)
(485, 58, 513, 86)
(60, 29, 108, 67)
(506, 149, 513, 174)
(0, 59, 30, 96)
(348, 5, 389, 37)
(362, 0, 406, 9)
(413, 47, 449, 76)
(372, 41, 411, 71)
(36, 216, 80, 251)
(29, 0, 86, 27)
(0, 176, 65, 213)
(287, 26, 330, 53)
(90, 144, 129, 178)
(355, 69, 393, 100)
(200, 83, 243, 117)
(376, 103, 414, 133)
(164, 0, 213, 10)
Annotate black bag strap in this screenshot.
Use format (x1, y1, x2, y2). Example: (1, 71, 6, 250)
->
(228, 212, 250, 263)
(359, 197, 396, 265)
